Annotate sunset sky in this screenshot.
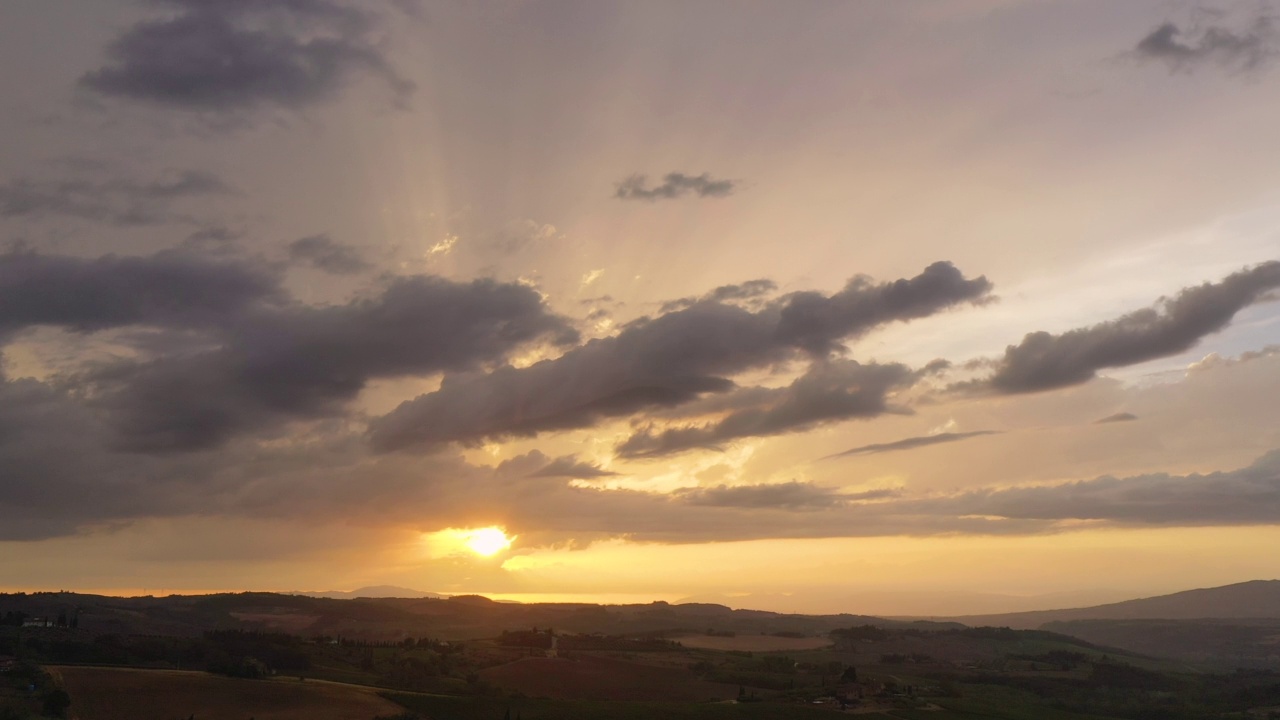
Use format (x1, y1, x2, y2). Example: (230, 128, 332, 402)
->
(2, 0, 1279, 616)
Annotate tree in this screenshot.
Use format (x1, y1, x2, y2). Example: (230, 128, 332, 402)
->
(42, 688, 71, 718)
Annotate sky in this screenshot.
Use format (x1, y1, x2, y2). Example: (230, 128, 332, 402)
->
(1, 0, 1279, 617)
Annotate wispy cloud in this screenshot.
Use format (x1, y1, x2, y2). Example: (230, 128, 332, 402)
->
(1135, 10, 1280, 74)
(827, 430, 1002, 459)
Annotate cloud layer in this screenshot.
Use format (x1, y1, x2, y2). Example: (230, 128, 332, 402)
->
(0, 242, 1276, 550)
(370, 262, 991, 451)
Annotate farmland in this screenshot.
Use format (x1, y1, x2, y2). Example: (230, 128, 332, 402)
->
(477, 655, 740, 701)
(54, 666, 406, 720)
(676, 633, 835, 652)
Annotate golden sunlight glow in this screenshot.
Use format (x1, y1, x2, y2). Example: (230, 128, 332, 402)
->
(463, 527, 512, 556)
(421, 526, 515, 558)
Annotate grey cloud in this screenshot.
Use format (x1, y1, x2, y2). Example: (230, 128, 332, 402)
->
(828, 430, 1002, 459)
(675, 481, 848, 510)
(0, 170, 233, 226)
(98, 275, 577, 452)
(776, 261, 994, 355)
(528, 456, 620, 479)
(614, 172, 736, 201)
(988, 262, 1280, 394)
(369, 262, 991, 451)
(921, 450, 1280, 526)
(80, 0, 412, 112)
(1095, 412, 1138, 424)
(1136, 13, 1279, 73)
(0, 248, 281, 339)
(660, 278, 778, 313)
(0, 376, 205, 540)
(288, 234, 370, 275)
(617, 361, 917, 459)
(184, 225, 247, 252)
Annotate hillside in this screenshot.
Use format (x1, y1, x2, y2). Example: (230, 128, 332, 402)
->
(931, 580, 1280, 630)
(0, 591, 907, 641)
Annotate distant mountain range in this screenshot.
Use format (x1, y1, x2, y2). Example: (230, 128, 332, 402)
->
(929, 579, 1280, 629)
(290, 585, 445, 600)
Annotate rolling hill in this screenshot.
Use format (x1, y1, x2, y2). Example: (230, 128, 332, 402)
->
(931, 579, 1280, 629)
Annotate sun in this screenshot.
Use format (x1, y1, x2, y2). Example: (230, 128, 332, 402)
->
(463, 527, 512, 557)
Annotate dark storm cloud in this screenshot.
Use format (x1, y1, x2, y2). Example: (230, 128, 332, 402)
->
(369, 262, 991, 451)
(80, 0, 412, 112)
(1136, 12, 1279, 73)
(987, 262, 1280, 394)
(528, 456, 620, 479)
(0, 248, 280, 339)
(287, 234, 370, 275)
(920, 450, 1280, 526)
(614, 172, 737, 201)
(1095, 412, 1138, 424)
(616, 361, 916, 458)
(0, 170, 232, 226)
(828, 430, 1002, 459)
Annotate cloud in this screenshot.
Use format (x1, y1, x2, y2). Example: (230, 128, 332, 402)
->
(5, 240, 1280, 549)
(0, 247, 281, 339)
(95, 275, 578, 452)
(528, 456, 620, 479)
(614, 172, 737, 201)
(675, 481, 848, 510)
(828, 430, 1002, 459)
(986, 262, 1280, 394)
(369, 262, 991, 451)
(918, 450, 1280, 527)
(1135, 12, 1279, 74)
(0, 170, 233, 226)
(1094, 412, 1138, 424)
(616, 361, 917, 458)
(660, 279, 778, 313)
(4, 358, 1278, 544)
(1187, 345, 1280, 373)
(288, 234, 370, 275)
(80, 0, 412, 112)
(776, 261, 994, 355)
